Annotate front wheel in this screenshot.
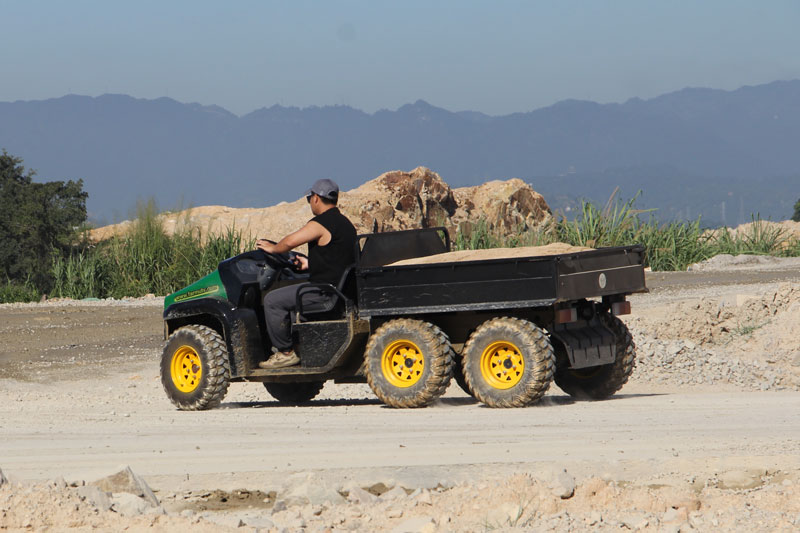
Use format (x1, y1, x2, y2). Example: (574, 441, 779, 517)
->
(462, 317, 555, 408)
(161, 325, 230, 410)
(263, 381, 325, 404)
(364, 318, 454, 408)
(553, 314, 635, 400)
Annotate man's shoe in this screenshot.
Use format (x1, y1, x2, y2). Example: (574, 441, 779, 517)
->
(258, 351, 300, 369)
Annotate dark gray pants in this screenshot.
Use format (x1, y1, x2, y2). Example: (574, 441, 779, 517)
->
(263, 284, 332, 351)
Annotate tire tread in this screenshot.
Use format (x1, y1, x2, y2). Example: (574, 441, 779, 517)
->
(364, 318, 454, 408)
(462, 317, 555, 408)
(161, 325, 230, 411)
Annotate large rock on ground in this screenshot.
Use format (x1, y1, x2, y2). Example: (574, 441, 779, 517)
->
(89, 465, 159, 506)
(344, 167, 552, 237)
(453, 177, 552, 235)
(277, 471, 345, 507)
(76, 485, 112, 511)
(344, 167, 459, 232)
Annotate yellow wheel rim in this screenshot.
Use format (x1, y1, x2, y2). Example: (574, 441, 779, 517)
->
(170, 345, 203, 393)
(381, 340, 425, 388)
(480, 341, 525, 389)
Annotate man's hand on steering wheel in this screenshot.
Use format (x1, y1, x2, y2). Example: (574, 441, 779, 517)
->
(255, 238, 278, 254)
(292, 253, 309, 271)
(256, 238, 308, 272)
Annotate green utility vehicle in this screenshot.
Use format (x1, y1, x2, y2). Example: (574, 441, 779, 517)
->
(161, 228, 646, 410)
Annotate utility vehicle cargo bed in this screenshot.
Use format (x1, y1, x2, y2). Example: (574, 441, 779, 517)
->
(356, 244, 646, 316)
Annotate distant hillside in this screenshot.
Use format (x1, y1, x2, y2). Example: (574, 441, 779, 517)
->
(1, 80, 799, 224)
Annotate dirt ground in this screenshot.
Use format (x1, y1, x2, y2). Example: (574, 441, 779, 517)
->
(2, 260, 800, 531)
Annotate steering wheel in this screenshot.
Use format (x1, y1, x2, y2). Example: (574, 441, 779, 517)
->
(257, 240, 307, 273)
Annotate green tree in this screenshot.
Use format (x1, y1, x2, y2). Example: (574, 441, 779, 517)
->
(793, 198, 800, 222)
(0, 150, 87, 290)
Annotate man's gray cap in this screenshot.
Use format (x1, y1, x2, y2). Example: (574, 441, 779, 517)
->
(304, 178, 340, 200)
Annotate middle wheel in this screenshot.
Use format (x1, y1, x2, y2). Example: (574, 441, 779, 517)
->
(263, 381, 325, 404)
(364, 318, 454, 408)
(462, 317, 555, 408)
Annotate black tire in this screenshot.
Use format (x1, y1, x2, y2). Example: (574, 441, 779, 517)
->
(451, 355, 473, 397)
(161, 325, 230, 411)
(462, 317, 555, 408)
(263, 381, 325, 404)
(554, 314, 635, 400)
(364, 318, 454, 408)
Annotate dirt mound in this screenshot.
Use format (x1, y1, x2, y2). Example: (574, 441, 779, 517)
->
(648, 283, 800, 346)
(628, 283, 800, 390)
(730, 219, 800, 240)
(89, 167, 552, 246)
(699, 220, 800, 255)
(389, 243, 592, 266)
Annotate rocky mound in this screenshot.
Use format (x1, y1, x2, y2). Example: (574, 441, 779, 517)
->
(628, 283, 800, 391)
(3, 466, 798, 532)
(89, 167, 552, 245)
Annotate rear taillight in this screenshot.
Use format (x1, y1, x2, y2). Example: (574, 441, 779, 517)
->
(612, 301, 631, 316)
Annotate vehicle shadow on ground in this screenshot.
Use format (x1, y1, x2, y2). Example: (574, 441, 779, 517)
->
(461, 392, 668, 409)
(221, 398, 384, 409)
(222, 396, 482, 409)
(541, 392, 667, 405)
(220, 393, 665, 409)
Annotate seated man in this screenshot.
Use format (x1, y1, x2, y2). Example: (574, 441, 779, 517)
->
(257, 178, 357, 369)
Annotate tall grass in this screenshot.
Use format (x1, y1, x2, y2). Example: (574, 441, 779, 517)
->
(50, 200, 254, 300)
(455, 196, 800, 272)
(454, 219, 554, 250)
(713, 216, 789, 256)
(556, 194, 647, 248)
(0, 278, 40, 303)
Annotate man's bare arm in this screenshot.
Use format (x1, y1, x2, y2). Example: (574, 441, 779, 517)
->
(256, 221, 328, 254)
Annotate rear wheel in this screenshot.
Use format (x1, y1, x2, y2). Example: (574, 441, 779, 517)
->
(161, 325, 230, 410)
(462, 317, 554, 408)
(263, 381, 325, 404)
(364, 318, 454, 408)
(554, 314, 635, 399)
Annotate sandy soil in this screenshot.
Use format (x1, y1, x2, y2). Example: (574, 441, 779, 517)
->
(2, 259, 800, 531)
(388, 243, 592, 266)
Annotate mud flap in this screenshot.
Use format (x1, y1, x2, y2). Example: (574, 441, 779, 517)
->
(550, 319, 616, 369)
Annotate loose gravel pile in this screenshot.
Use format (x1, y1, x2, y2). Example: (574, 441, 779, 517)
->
(627, 283, 800, 391)
(0, 477, 217, 532)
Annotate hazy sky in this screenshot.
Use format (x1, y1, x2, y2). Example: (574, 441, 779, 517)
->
(3, 1, 799, 116)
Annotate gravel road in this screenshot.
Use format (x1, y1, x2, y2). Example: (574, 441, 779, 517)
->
(1, 264, 799, 531)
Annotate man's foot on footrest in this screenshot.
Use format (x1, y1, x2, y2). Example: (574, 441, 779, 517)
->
(259, 351, 300, 369)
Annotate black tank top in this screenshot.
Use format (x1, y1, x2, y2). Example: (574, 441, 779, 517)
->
(308, 207, 357, 285)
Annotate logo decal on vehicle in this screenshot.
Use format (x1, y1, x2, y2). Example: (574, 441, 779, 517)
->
(174, 285, 220, 303)
(598, 273, 607, 289)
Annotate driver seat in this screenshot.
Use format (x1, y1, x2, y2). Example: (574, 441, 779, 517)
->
(294, 264, 357, 322)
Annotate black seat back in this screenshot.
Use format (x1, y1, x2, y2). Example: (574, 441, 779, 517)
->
(295, 264, 356, 321)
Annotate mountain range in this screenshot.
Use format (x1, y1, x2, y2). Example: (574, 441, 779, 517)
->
(1, 80, 799, 226)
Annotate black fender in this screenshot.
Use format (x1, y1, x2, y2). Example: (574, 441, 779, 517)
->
(164, 299, 266, 378)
